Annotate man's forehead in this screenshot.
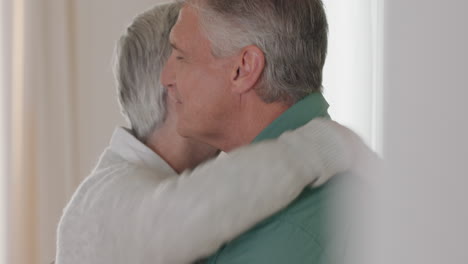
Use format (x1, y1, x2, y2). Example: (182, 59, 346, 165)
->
(177, 4, 198, 26)
(168, 11, 183, 48)
(170, 6, 190, 39)
(169, 5, 200, 49)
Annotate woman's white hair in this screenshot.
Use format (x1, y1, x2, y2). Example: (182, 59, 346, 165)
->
(187, 0, 328, 104)
(114, 2, 182, 142)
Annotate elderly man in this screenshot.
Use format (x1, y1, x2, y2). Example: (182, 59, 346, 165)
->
(55, 2, 372, 264)
(161, 0, 361, 263)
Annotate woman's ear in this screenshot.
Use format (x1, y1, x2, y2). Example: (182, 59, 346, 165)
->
(231, 45, 265, 94)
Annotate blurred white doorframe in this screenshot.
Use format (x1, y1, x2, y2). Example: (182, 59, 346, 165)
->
(1, 0, 78, 263)
(8, 0, 42, 263)
(0, 0, 9, 263)
(323, 0, 384, 154)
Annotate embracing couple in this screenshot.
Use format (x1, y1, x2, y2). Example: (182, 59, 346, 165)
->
(55, 1, 377, 263)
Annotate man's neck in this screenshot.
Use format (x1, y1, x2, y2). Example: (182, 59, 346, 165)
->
(214, 99, 290, 152)
(146, 126, 218, 174)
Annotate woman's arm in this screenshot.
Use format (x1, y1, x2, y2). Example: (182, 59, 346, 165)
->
(146, 119, 368, 263)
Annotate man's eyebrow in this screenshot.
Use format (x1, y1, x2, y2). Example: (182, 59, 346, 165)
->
(170, 41, 184, 53)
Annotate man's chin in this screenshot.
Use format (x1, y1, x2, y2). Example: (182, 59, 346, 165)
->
(176, 123, 194, 139)
(176, 121, 218, 145)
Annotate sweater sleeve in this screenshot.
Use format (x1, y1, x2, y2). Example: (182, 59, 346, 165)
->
(147, 119, 364, 263)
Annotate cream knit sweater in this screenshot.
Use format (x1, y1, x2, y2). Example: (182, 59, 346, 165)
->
(55, 119, 368, 264)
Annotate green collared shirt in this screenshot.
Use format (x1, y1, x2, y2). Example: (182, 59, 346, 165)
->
(205, 93, 338, 264)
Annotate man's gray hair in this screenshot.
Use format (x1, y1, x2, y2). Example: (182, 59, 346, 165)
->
(187, 0, 328, 104)
(114, 2, 182, 142)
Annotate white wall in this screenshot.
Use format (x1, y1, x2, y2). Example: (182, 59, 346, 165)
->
(73, 0, 168, 183)
(323, 0, 380, 150)
(378, 1, 468, 263)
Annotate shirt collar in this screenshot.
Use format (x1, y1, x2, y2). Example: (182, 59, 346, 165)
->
(108, 127, 176, 175)
(252, 92, 330, 143)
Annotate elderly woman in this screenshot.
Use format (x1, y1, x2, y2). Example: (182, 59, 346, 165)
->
(55, 2, 369, 264)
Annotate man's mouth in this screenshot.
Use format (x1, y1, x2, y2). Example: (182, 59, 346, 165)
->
(167, 88, 182, 104)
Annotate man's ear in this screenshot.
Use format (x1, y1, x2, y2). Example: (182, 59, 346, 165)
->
(230, 45, 265, 94)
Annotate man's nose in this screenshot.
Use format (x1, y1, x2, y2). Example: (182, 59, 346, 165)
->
(161, 54, 176, 89)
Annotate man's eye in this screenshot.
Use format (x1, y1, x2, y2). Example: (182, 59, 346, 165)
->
(176, 56, 184, 61)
